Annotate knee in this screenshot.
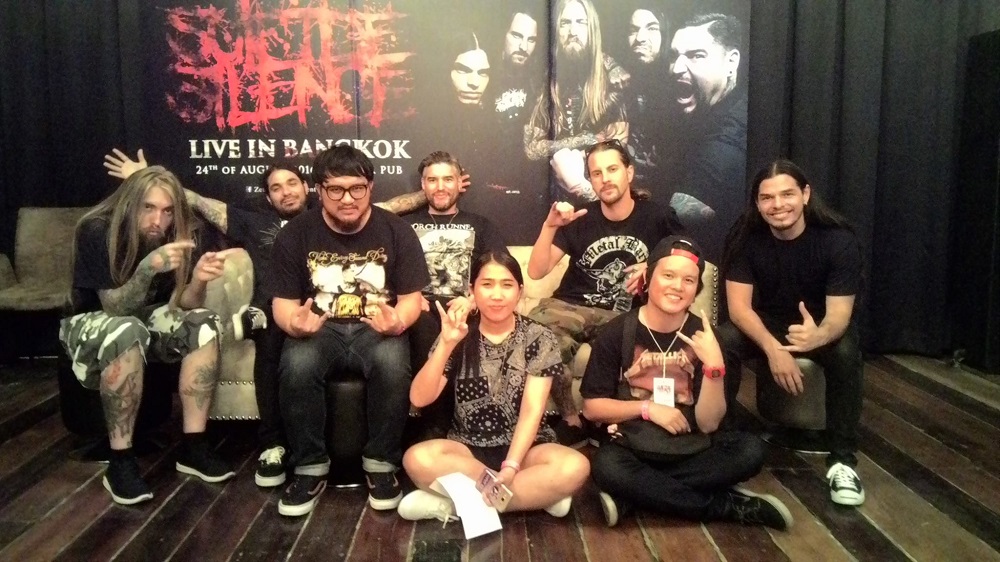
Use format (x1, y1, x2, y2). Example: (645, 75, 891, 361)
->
(726, 433, 766, 471)
(279, 342, 326, 385)
(402, 443, 437, 476)
(559, 449, 591, 487)
(184, 309, 222, 349)
(371, 338, 411, 380)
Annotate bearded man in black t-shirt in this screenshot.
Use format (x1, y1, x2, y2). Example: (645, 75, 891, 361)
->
(60, 166, 236, 505)
(527, 140, 685, 447)
(719, 159, 866, 507)
(267, 146, 430, 517)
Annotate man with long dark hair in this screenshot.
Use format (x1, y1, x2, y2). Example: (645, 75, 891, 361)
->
(61, 166, 236, 505)
(719, 159, 866, 506)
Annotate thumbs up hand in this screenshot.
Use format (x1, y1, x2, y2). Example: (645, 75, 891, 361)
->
(778, 301, 822, 353)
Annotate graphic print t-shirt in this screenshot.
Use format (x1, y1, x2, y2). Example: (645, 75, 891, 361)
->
(552, 200, 685, 311)
(405, 210, 507, 304)
(441, 315, 562, 447)
(268, 207, 429, 321)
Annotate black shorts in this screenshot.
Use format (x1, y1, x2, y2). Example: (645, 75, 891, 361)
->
(466, 444, 508, 471)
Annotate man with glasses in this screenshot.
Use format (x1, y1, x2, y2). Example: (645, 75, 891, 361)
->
(267, 145, 429, 517)
(526, 140, 685, 447)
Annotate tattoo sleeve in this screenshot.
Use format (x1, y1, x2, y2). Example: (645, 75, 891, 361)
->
(188, 189, 229, 233)
(100, 362, 142, 446)
(181, 359, 218, 411)
(375, 191, 428, 215)
(98, 265, 156, 317)
(524, 125, 600, 161)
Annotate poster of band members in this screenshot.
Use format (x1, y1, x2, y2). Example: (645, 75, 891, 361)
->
(138, 0, 749, 257)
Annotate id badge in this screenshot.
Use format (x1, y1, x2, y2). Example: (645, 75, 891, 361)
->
(653, 377, 675, 407)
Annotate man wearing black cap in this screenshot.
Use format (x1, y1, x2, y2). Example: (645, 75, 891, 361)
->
(580, 235, 793, 530)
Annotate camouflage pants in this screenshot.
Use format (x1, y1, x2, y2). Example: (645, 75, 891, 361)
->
(59, 304, 221, 390)
(526, 298, 620, 417)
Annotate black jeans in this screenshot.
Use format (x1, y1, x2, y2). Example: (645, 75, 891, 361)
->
(251, 305, 285, 449)
(717, 321, 863, 467)
(591, 433, 765, 520)
(279, 322, 411, 475)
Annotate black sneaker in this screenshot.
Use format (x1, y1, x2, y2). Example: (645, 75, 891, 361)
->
(717, 486, 794, 530)
(232, 306, 268, 341)
(552, 419, 588, 449)
(598, 491, 633, 527)
(366, 471, 402, 510)
(826, 462, 865, 506)
(176, 439, 236, 483)
(103, 455, 154, 505)
(255, 446, 287, 488)
(278, 474, 327, 516)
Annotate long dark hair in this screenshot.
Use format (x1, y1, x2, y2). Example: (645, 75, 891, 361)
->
(451, 250, 523, 378)
(721, 159, 856, 275)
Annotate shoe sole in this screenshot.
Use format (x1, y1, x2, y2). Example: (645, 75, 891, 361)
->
(732, 486, 794, 530)
(279, 480, 327, 516)
(369, 492, 403, 511)
(176, 462, 237, 483)
(598, 492, 619, 527)
(103, 476, 153, 506)
(831, 489, 865, 506)
(255, 472, 287, 488)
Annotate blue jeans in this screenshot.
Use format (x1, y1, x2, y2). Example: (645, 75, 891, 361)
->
(279, 322, 411, 475)
(591, 432, 766, 520)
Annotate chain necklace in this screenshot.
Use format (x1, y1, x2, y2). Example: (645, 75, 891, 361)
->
(429, 210, 459, 226)
(645, 312, 688, 378)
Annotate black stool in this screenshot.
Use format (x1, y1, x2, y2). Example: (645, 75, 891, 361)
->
(751, 357, 828, 453)
(325, 377, 368, 487)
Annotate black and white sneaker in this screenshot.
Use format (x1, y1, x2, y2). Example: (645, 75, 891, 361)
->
(826, 462, 865, 506)
(232, 306, 268, 341)
(598, 491, 633, 527)
(255, 446, 287, 487)
(176, 439, 236, 483)
(103, 455, 154, 505)
(366, 471, 402, 510)
(720, 487, 794, 530)
(278, 474, 327, 516)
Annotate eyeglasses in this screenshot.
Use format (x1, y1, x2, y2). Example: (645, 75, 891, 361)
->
(320, 183, 370, 201)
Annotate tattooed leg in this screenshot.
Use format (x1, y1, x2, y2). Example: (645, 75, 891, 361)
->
(178, 339, 219, 433)
(100, 344, 144, 450)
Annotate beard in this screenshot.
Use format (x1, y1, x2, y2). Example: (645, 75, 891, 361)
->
(555, 49, 589, 88)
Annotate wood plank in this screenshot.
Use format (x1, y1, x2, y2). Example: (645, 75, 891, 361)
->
(873, 356, 1000, 428)
(410, 500, 468, 562)
(771, 467, 909, 562)
(342, 501, 412, 562)
(705, 516, 788, 562)
(0, 414, 69, 481)
(228, 484, 308, 562)
(496, 512, 530, 562)
(524, 509, 587, 562)
(802, 454, 1000, 561)
(0, 377, 57, 425)
(887, 355, 1000, 412)
(639, 514, 720, 561)
(574, 481, 655, 561)
(861, 397, 1000, 516)
(0, 453, 103, 540)
(864, 364, 1000, 474)
(0, 431, 75, 510)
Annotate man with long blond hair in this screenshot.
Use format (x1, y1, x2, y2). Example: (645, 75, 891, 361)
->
(60, 166, 236, 505)
(524, 0, 628, 204)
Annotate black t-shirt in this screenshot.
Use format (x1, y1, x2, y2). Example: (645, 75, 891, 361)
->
(70, 218, 178, 315)
(726, 224, 862, 334)
(580, 310, 737, 430)
(552, 199, 685, 311)
(227, 206, 287, 307)
(267, 206, 429, 321)
(404, 209, 508, 304)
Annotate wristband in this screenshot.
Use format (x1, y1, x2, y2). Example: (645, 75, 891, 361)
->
(501, 460, 520, 473)
(641, 400, 650, 420)
(702, 365, 726, 380)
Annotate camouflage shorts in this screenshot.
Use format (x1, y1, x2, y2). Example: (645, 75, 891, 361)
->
(59, 304, 221, 390)
(525, 297, 620, 364)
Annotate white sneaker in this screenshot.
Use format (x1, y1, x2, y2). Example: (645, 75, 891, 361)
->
(397, 490, 459, 524)
(826, 462, 865, 506)
(598, 492, 619, 527)
(544, 496, 572, 518)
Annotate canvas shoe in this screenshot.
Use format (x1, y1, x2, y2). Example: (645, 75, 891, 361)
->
(598, 491, 634, 527)
(232, 306, 268, 341)
(544, 496, 573, 518)
(254, 446, 287, 487)
(175, 439, 236, 483)
(397, 490, 458, 524)
(367, 471, 403, 510)
(827, 462, 865, 506)
(103, 455, 153, 505)
(721, 487, 794, 530)
(278, 474, 327, 516)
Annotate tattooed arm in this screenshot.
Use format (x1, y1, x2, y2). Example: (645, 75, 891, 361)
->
(524, 124, 601, 161)
(98, 241, 196, 317)
(375, 191, 428, 215)
(185, 189, 229, 233)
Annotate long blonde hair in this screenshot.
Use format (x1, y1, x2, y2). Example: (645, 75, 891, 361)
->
(529, 0, 613, 137)
(75, 166, 194, 305)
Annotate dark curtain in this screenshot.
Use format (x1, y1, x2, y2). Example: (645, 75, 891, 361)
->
(2, 1, 1000, 358)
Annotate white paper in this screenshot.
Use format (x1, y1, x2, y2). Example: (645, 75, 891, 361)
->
(653, 377, 675, 407)
(433, 472, 503, 539)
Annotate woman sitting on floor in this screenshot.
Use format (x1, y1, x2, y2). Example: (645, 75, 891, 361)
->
(398, 251, 590, 521)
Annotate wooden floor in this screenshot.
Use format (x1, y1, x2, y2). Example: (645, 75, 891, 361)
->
(0, 355, 998, 562)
